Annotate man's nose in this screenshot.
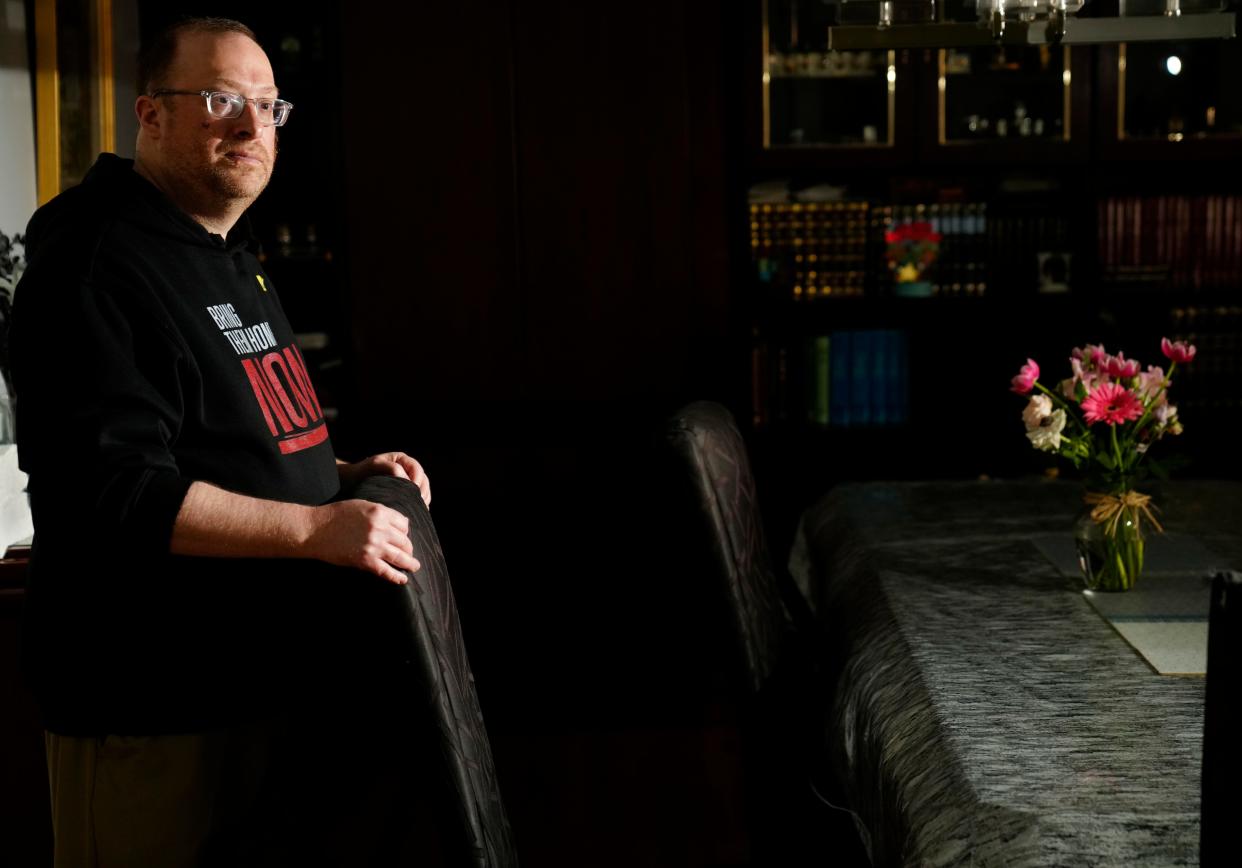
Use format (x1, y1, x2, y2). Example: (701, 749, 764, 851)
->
(231, 101, 265, 136)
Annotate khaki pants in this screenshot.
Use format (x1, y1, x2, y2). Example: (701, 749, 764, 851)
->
(44, 702, 429, 868)
(45, 723, 286, 868)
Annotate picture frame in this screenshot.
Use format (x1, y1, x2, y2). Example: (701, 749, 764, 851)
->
(33, 0, 115, 205)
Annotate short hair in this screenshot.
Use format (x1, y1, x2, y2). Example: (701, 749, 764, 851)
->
(137, 17, 259, 95)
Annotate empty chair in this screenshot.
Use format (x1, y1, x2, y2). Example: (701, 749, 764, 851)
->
(664, 400, 807, 696)
(665, 400, 857, 864)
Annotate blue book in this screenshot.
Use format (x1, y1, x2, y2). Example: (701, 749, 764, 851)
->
(830, 331, 852, 427)
(872, 330, 889, 427)
(850, 330, 872, 426)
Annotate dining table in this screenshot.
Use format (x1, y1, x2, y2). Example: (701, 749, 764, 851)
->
(787, 478, 1242, 868)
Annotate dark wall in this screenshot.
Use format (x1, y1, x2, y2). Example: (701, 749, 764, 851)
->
(335, 1, 744, 727)
(339, 0, 736, 409)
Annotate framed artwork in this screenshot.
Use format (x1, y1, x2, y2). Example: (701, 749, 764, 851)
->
(33, 0, 116, 205)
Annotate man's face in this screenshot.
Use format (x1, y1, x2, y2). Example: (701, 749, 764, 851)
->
(152, 31, 279, 209)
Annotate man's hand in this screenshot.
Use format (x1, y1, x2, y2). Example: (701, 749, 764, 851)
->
(170, 482, 421, 586)
(305, 499, 420, 585)
(337, 452, 431, 507)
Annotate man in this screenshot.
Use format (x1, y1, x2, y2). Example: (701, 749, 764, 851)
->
(12, 17, 431, 866)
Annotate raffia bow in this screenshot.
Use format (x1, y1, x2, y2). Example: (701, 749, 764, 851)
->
(1083, 490, 1164, 538)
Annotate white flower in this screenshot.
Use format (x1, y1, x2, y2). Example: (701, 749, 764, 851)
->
(1022, 394, 1052, 431)
(1026, 409, 1066, 452)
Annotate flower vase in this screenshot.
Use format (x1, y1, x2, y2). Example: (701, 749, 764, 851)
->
(1072, 490, 1159, 592)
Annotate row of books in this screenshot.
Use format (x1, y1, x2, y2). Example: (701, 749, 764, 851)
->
(881, 203, 992, 297)
(751, 329, 909, 428)
(1097, 195, 1242, 291)
(751, 202, 871, 297)
(750, 200, 1072, 298)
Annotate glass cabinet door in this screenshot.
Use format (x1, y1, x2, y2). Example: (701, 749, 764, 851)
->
(939, 45, 1072, 144)
(1119, 41, 1242, 142)
(763, 0, 897, 148)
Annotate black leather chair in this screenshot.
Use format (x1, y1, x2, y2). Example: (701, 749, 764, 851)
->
(1201, 569, 1241, 868)
(665, 400, 856, 864)
(350, 475, 518, 868)
(664, 401, 807, 696)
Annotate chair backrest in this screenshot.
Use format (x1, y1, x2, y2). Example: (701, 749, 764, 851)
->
(353, 475, 517, 868)
(665, 400, 796, 698)
(1202, 569, 1241, 867)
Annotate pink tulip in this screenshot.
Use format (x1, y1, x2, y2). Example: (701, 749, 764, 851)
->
(1106, 353, 1140, 379)
(1072, 344, 1107, 367)
(1010, 358, 1040, 394)
(1161, 338, 1196, 365)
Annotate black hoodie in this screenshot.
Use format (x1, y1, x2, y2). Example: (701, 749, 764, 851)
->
(11, 154, 342, 734)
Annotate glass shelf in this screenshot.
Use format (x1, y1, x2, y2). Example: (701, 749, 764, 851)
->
(939, 45, 1072, 144)
(762, 0, 897, 148)
(1119, 41, 1242, 142)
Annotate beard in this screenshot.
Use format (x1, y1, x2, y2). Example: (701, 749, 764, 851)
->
(202, 140, 276, 204)
(149, 122, 281, 227)
(204, 156, 273, 202)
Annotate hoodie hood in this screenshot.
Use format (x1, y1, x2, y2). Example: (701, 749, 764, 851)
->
(24, 153, 259, 267)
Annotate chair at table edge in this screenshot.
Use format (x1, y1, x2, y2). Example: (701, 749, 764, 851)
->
(664, 400, 849, 861)
(664, 400, 803, 699)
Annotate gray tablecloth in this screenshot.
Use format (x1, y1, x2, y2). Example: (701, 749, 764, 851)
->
(789, 479, 1242, 868)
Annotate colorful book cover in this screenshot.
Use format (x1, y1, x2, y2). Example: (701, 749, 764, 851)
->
(813, 335, 830, 427)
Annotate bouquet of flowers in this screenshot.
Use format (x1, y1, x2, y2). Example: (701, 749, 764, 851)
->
(884, 221, 941, 294)
(1010, 337, 1196, 590)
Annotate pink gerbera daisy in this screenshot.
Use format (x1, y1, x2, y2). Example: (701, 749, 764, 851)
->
(1081, 382, 1144, 426)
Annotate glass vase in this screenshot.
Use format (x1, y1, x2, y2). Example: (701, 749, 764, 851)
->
(1073, 494, 1148, 592)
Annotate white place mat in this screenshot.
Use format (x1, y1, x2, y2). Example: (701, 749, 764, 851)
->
(1098, 619, 1208, 676)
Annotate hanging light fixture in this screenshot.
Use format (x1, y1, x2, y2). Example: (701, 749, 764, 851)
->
(825, 0, 1237, 48)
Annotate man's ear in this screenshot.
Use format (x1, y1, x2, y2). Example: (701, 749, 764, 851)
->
(135, 95, 161, 138)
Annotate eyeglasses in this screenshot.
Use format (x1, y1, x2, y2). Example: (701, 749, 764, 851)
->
(150, 90, 294, 127)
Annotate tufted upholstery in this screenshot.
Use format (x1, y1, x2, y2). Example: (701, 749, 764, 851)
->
(351, 475, 517, 868)
(664, 400, 797, 698)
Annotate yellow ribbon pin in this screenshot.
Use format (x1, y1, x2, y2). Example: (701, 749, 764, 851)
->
(256, 274, 268, 292)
